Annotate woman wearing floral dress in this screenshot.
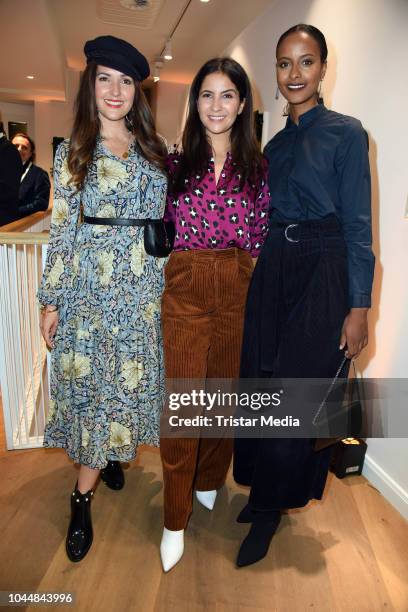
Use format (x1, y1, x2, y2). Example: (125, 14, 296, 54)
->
(38, 36, 167, 562)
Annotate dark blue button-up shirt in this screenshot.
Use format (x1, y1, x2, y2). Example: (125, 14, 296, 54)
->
(264, 104, 374, 308)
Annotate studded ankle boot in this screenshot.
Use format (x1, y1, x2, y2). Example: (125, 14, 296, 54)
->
(66, 487, 94, 562)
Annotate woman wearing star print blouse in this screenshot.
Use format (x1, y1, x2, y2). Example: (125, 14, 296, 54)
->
(159, 57, 270, 571)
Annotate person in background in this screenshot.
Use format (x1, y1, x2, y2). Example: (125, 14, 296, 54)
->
(38, 35, 167, 562)
(12, 133, 50, 218)
(160, 57, 270, 572)
(0, 120, 22, 226)
(233, 24, 374, 567)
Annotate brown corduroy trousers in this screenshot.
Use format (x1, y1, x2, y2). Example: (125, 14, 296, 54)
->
(160, 248, 253, 530)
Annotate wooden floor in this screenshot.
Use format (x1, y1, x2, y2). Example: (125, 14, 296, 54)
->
(0, 446, 407, 612)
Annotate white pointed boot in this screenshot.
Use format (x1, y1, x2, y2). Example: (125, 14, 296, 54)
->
(195, 489, 217, 510)
(160, 527, 184, 572)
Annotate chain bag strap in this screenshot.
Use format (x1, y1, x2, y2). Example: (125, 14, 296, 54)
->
(313, 357, 363, 451)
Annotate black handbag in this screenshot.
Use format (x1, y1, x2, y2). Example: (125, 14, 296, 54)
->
(313, 356, 363, 451)
(82, 216, 175, 258)
(143, 219, 175, 257)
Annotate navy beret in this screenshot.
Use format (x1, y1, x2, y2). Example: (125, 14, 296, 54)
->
(84, 35, 150, 81)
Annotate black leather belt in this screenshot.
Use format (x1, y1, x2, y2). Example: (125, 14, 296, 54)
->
(83, 216, 148, 227)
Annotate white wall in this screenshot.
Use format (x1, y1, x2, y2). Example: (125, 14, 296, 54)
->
(154, 80, 190, 148)
(0, 101, 35, 139)
(225, 0, 408, 518)
(33, 69, 80, 173)
(34, 100, 73, 173)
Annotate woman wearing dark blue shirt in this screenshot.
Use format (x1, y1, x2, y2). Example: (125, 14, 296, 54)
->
(233, 24, 375, 567)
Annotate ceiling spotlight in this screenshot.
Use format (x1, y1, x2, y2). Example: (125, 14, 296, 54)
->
(26, 75, 34, 79)
(163, 39, 173, 61)
(200, 0, 211, 3)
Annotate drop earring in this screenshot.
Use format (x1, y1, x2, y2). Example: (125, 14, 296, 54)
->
(317, 80, 323, 104)
(275, 86, 279, 100)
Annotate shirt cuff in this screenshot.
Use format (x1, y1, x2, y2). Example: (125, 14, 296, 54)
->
(37, 289, 61, 308)
(349, 294, 371, 308)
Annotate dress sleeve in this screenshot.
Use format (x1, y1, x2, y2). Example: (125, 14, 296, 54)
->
(249, 158, 270, 257)
(336, 121, 375, 308)
(37, 141, 81, 307)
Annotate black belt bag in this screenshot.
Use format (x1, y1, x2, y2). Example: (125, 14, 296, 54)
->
(83, 216, 175, 257)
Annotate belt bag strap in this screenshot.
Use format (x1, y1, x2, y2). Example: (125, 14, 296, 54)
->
(83, 216, 146, 227)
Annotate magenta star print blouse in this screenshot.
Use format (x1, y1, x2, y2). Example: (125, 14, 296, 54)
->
(165, 153, 270, 257)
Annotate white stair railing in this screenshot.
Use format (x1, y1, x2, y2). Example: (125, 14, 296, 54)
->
(0, 231, 50, 449)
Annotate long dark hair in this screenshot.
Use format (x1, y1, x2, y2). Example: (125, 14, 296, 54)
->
(171, 57, 263, 195)
(68, 62, 166, 190)
(13, 132, 36, 163)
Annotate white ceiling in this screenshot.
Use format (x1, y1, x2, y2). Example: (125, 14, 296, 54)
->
(0, 0, 274, 103)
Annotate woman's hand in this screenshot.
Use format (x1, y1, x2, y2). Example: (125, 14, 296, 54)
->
(339, 308, 369, 359)
(40, 308, 59, 349)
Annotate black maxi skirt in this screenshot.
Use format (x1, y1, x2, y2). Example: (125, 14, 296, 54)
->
(233, 214, 350, 512)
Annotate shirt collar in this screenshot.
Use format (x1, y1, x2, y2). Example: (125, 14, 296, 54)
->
(209, 151, 232, 162)
(285, 104, 326, 130)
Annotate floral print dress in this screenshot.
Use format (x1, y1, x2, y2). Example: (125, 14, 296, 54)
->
(38, 139, 167, 468)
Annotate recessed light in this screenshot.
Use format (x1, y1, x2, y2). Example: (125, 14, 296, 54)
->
(200, 0, 211, 3)
(26, 75, 34, 79)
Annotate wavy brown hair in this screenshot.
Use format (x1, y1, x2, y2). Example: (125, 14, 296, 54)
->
(170, 57, 263, 196)
(68, 62, 166, 189)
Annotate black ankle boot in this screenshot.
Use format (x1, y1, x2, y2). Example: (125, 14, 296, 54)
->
(100, 461, 124, 490)
(236, 504, 254, 523)
(236, 511, 281, 568)
(237, 504, 280, 524)
(66, 488, 94, 562)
